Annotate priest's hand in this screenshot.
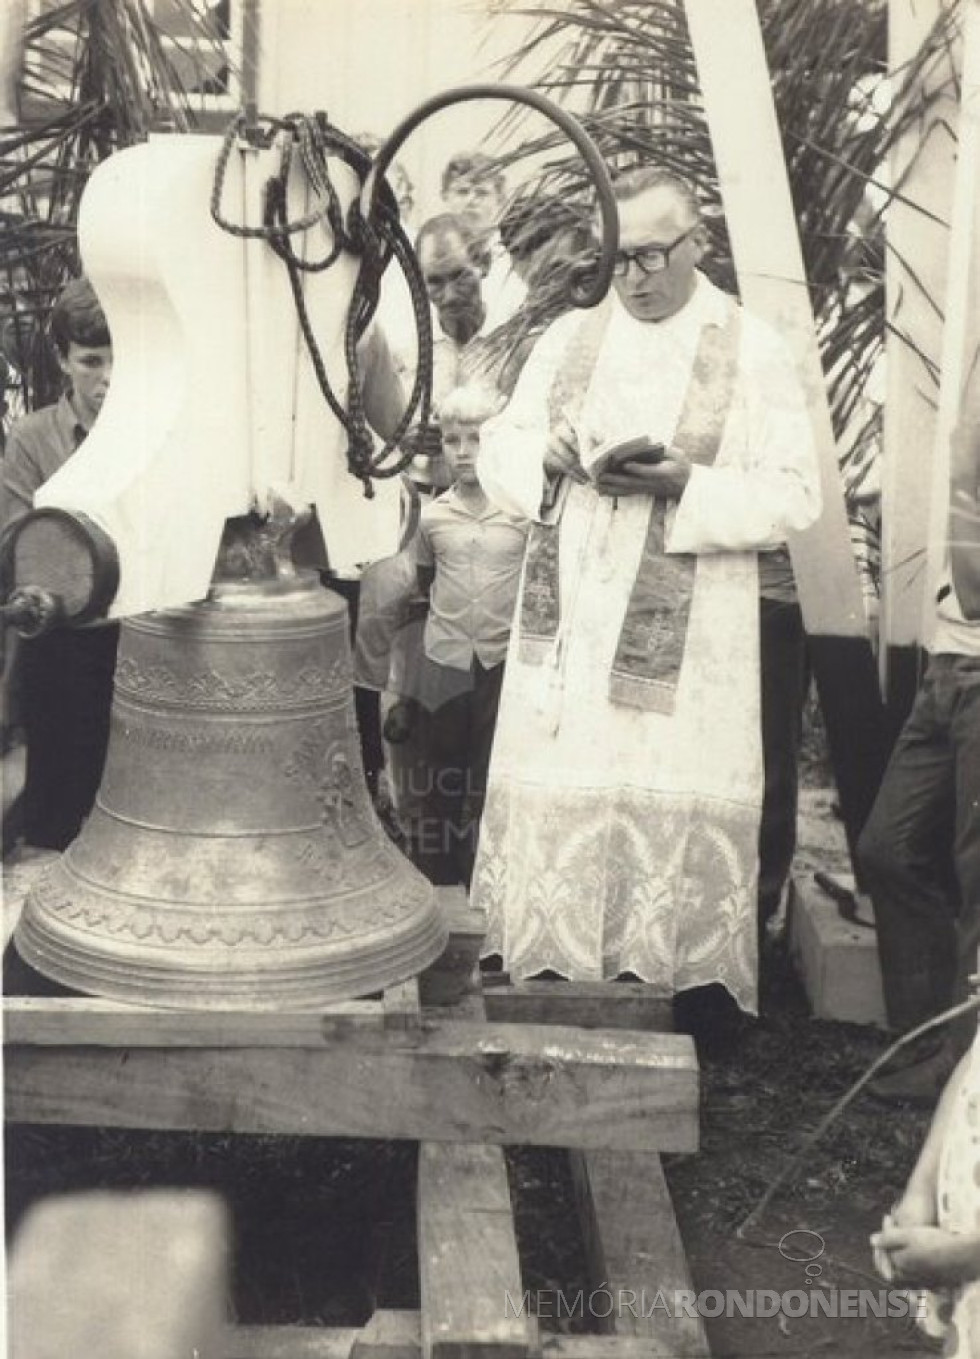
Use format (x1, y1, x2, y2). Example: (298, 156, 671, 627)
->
(543, 418, 589, 484)
(594, 455, 692, 499)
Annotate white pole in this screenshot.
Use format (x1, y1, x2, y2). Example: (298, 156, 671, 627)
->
(922, 0, 980, 645)
(884, 0, 959, 672)
(684, 0, 869, 640)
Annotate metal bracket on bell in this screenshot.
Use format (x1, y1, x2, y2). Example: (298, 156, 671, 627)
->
(211, 499, 313, 585)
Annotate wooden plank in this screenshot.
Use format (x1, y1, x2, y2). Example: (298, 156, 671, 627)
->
(538, 1337, 676, 1359)
(418, 1141, 533, 1359)
(227, 1320, 658, 1359)
(2, 996, 386, 1044)
(4, 1020, 698, 1152)
(352, 1312, 425, 1359)
(418, 985, 533, 1359)
(685, 0, 890, 862)
(570, 1151, 709, 1358)
(481, 979, 672, 1033)
(9, 1190, 229, 1359)
(227, 1326, 363, 1359)
(226, 1313, 420, 1359)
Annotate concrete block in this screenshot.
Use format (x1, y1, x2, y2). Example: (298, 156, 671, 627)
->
(788, 872, 888, 1027)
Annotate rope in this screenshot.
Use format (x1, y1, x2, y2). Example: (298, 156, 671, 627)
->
(209, 88, 620, 498)
(210, 110, 434, 495)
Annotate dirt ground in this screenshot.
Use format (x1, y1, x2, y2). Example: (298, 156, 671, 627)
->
(3, 783, 942, 1357)
(502, 785, 938, 1359)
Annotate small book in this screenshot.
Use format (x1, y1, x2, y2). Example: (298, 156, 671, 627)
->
(589, 437, 666, 479)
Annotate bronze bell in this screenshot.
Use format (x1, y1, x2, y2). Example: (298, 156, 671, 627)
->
(14, 517, 447, 1008)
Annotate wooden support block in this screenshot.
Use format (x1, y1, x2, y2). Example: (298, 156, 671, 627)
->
(4, 1007, 698, 1152)
(226, 1326, 362, 1359)
(570, 1151, 710, 1358)
(8, 1189, 229, 1359)
(383, 979, 422, 1031)
(420, 892, 486, 1009)
(227, 1312, 421, 1359)
(536, 1337, 669, 1359)
(352, 1312, 425, 1359)
(481, 980, 672, 1034)
(418, 1141, 534, 1359)
(787, 872, 887, 1027)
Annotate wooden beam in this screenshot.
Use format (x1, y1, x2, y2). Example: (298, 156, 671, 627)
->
(4, 1009, 698, 1152)
(417, 987, 533, 1359)
(226, 1319, 660, 1359)
(224, 1313, 422, 1359)
(685, 0, 889, 859)
(418, 1142, 533, 1359)
(570, 1152, 709, 1357)
(481, 979, 672, 1034)
(2, 996, 387, 1044)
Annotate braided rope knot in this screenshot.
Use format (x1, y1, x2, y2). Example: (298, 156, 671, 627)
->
(211, 109, 434, 497)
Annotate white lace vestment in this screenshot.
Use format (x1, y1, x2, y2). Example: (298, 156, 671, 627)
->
(471, 276, 821, 1009)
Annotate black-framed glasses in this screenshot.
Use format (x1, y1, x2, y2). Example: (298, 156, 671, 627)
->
(612, 223, 699, 277)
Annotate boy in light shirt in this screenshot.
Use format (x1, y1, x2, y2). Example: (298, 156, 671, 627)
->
(409, 383, 529, 886)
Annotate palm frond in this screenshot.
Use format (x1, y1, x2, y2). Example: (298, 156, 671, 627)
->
(3, 0, 236, 410)
(488, 0, 959, 446)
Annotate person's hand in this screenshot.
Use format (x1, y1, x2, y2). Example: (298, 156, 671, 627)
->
(870, 1223, 980, 1289)
(594, 454, 692, 500)
(543, 418, 589, 484)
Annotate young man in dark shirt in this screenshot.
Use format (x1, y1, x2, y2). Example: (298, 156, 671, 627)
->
(2, 276, 117, 850)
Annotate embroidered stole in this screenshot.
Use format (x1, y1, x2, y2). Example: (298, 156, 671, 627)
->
(518, 299, 615, 663)
(518, 299, 742, 713)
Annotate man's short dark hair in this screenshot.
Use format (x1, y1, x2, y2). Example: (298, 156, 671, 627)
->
(50, 276, 110, 357)
(440, 151, 505, 197)
(611, 167, 701, 222)
(415, 214, 490, 273)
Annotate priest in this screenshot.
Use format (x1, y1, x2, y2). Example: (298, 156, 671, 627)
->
(472, 166, 821, 1014)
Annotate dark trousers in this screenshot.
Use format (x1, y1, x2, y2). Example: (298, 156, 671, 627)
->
(857, 653, 980, 1041)
(18, 624, 119, 850)
(758, 596, 810, 936)
(411, 658, 505, 888)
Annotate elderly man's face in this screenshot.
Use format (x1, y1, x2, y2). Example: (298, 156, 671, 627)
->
(419, 228, 486, 344)
(611, 186, 705, 324)
(442, 172, 504, 236)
